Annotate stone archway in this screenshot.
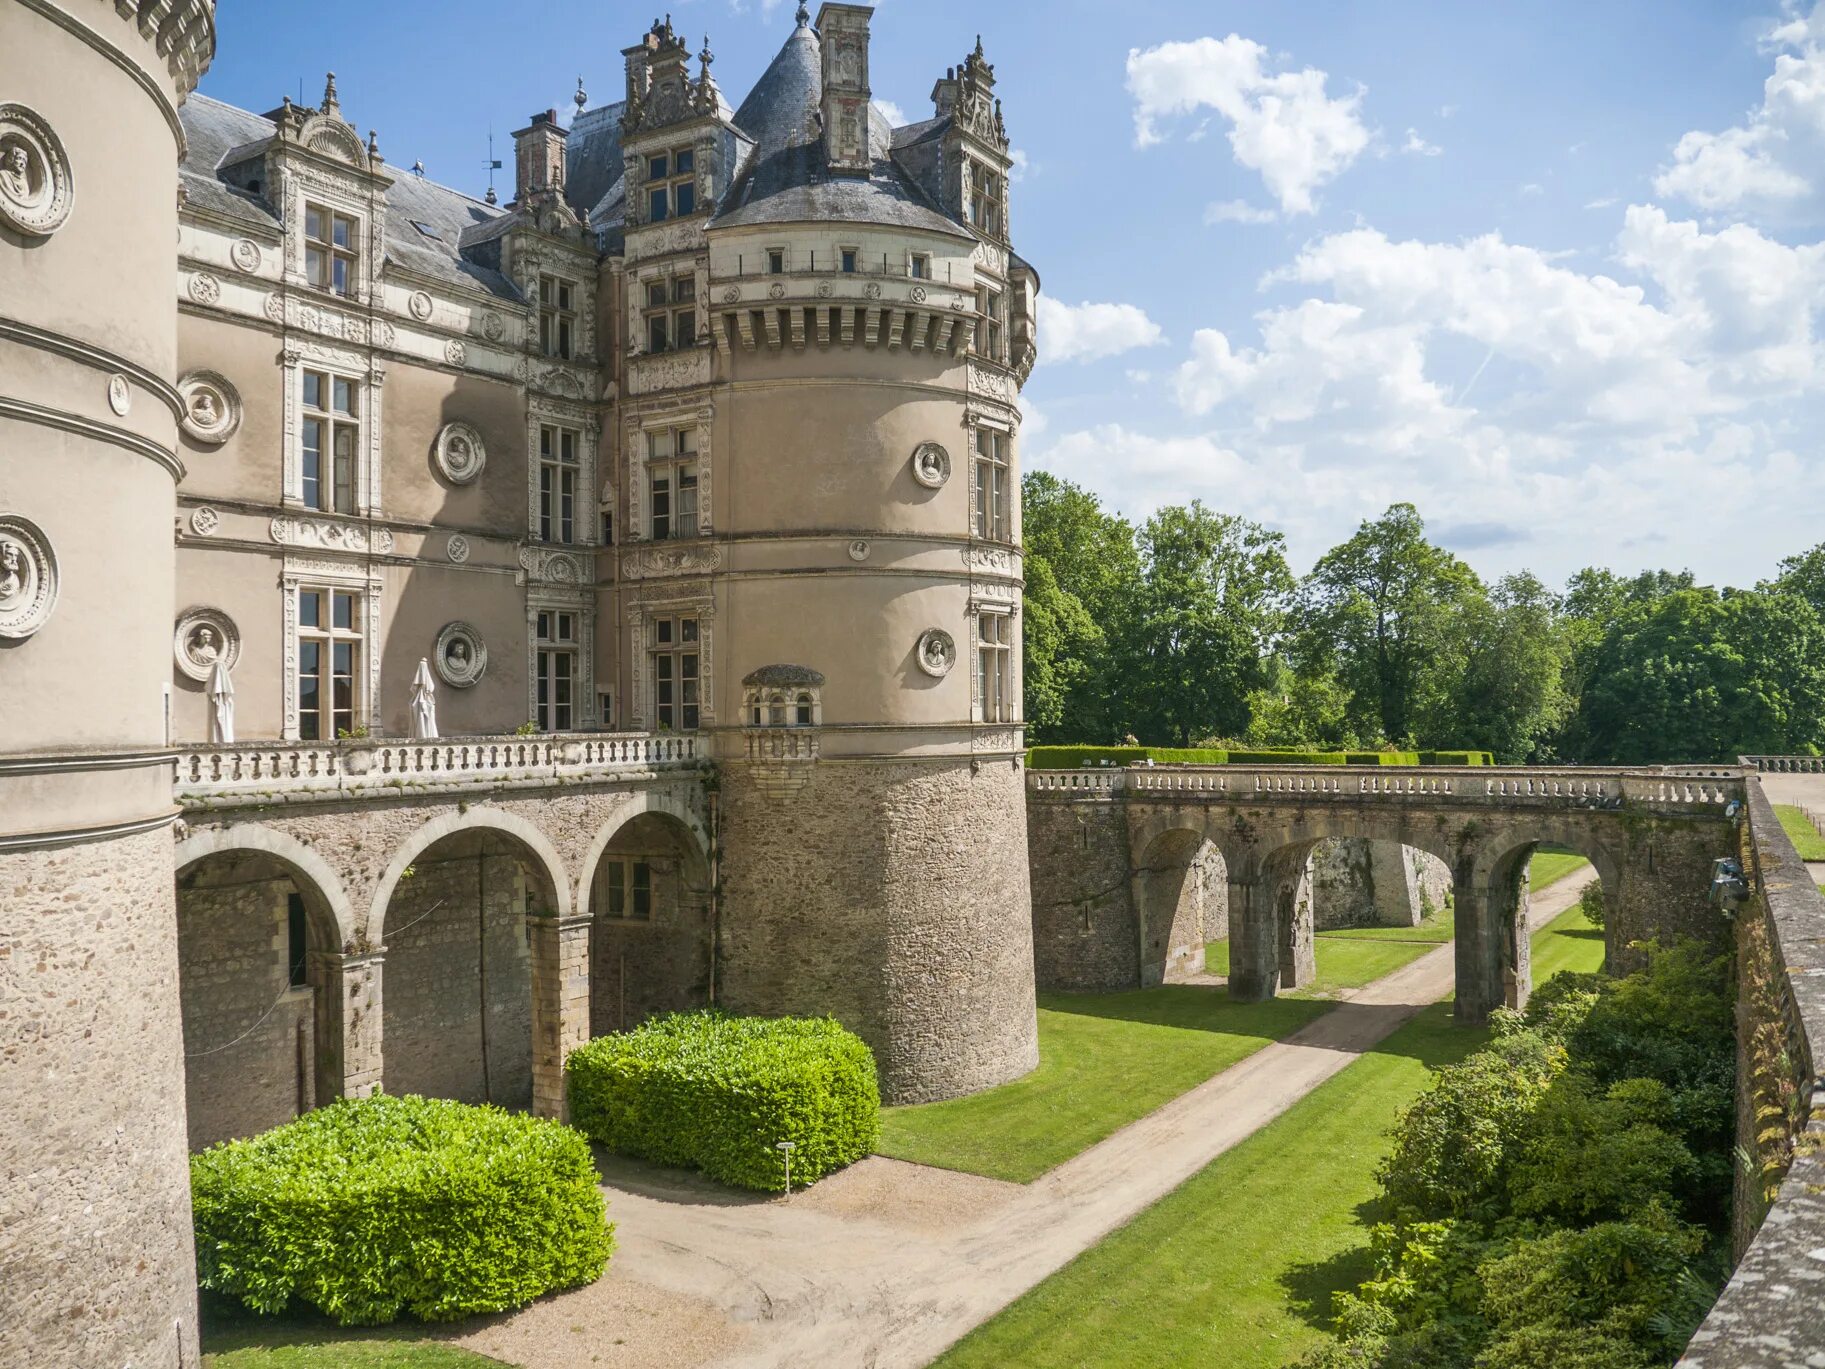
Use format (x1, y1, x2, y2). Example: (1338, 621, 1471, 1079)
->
(582, 806, 714, 1035)
(1133, 827, 1227, 987)
(174, 831, 349, 1149)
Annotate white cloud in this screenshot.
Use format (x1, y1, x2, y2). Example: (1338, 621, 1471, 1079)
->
(1585, 196, 1619, 210)
(1655, 3, 1825, 211)
(1125, 34, 1371, 214)
(873, 98, 907, 127)
(1204, 198, 1279, 225)
(1037, 296, 1166, 363)
(1009, 148, 1032, 183)
(1402, 128, 1442, 157)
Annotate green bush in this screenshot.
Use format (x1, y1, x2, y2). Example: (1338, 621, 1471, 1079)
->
(567, 1010, 880, 1192)
(1579, 878, 1607, 929)
(1417, 749, 1495, 766)
(190, 1094, 612, 1326)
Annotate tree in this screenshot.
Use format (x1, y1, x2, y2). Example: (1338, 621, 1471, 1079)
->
(1244, 658, 1357, 748)
(1766, 540, 1825, 619)
(1574, 587, 1825, 763)
(1020, 553, 1100, 741)
(1298, 504, 1483, 744)
(1433, 571, 1571, 763)
(1128, 502, 1294, 746)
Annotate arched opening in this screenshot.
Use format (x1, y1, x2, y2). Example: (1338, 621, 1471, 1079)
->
(1262, 841, 1319, 991)
(1310, 838, 1451, 931)
(175, 848, 341, 1150)
(1461, 829, 1614, 1022)
(587, 811, 713, 1035)
(1134, 828, 1226, 986)
(380, 828, 560, 1109)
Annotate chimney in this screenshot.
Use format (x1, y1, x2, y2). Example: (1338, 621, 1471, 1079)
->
(512, 109, 567, 204)
(931, 66, 959, 120)
(815, 4, 874, 177)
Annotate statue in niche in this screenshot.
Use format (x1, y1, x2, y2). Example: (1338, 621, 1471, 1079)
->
(0, 141, 36, 205)
(189, 389, 220, 429)
(0, 538, 22, 602)
(187, 623, 222, 669)
(920, 630, 954, 675)
(445, 637, 470, 674)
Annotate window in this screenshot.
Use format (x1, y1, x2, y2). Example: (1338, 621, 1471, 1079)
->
(910, 253, 931, 280)
(300, 370, 358, 513)
(600, 505, 614, 545)
(297, 586, 360, 741)
(768, 248, 786, 275)
(647, 427, 699, 540)
(598, 689, 615, 727)
(974, 425, 1011, 541)
(651, 615, 700, 731)
(795, 692, 814, 726)
(978, 611, 1013, 723)
(286, 893, 309, 988)
(647, 146, 697, 223)
(602, 858, 653, 920)
(409, 220, 442, 241)
(539, 275, 575, 359)
(643, 275, 697, 353)
(539, 424, 579, 543)
(535, 609, 577, 731)
(976, 286, 1004, 361)
(840, 247, 858, 274)
(968, 163, 1004, 237)
(304, 203, 357, 296)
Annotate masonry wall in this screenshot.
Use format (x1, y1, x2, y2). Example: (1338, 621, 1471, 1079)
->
(1311, 839, 1450, 929)
(719, 756, 1038, 1103)
(380, 845, 533, 1109)
(0, 826, 200, 1369)
(176, 858, 315, 1148)
(588, 841, 711, 1036)
(1027, 797, 1140, 991)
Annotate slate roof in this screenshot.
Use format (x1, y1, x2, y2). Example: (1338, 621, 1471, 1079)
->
(565, 102, 626, 224)
(178, 94, 520, 301)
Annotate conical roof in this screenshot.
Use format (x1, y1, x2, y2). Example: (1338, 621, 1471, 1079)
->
(731, 20, 821, 155)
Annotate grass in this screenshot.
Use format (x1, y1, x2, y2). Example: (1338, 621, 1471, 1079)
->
(877, 990, 1332, 1182)
(1774, 804, 1825, 860)
(931, 902, 1609, 1369)
(1530, 845, 1592, 891)
(1205, 934, 1442, 999)
(203, 1307, 505, 1368)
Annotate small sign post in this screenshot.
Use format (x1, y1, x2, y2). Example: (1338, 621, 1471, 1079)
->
(776, 1139, 796, 1201)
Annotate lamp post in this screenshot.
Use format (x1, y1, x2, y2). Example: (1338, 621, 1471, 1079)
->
(776, 1139, 796, 1201)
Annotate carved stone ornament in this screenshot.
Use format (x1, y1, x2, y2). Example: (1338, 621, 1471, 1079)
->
(371, 318, 395, 348)
(768, 282, 786, 300)
(188, 272, 221, 306)
(911, 441, 952, 489)
(231, 238, 262, 273)
(270, 515, 393, 554)
(172, 607, 241, 683)
(107, 374, 131, 417)
(434, 621, 487, 688)
(817, 282, 833, 299)
(635, 545, 722, 577)
(519, 547, 581, 584)
(262, 292, 286, 324)
(446, 534, 470, 563)
(848, 539, 870, 562)
(0, 104, 72, 238)
(190, 506, 220, 536)
(0, 515, 58, 640)
(865, 282, 883, 300)
(408, 290, 434, 321)
(445, 338, 467, 367)
(916, 628, 956, 678)
(178, 369, 242, 445)
(910, 285, 928, 304)
(721, 286, 741, 304)
(482, 312, 505, 342)
(432, 421, 486, 485)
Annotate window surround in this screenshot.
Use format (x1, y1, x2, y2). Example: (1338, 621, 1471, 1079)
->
(281, 346, 384, 515)
(280, 561, 382, 742)
(645, 145, 698, 224)
(626, 407, 712, 543)
(524, 596, 595, 732)
(281, 173, 375, 306)
(538, 274, 577, 360)
(628, 591, 715, 732)
(971, 417, 1013, 543)
(303, 201, 359, 298)
(974, 605, 1015, 724)
(839, 246, 859, 274)
(525, 398, 599, 548)
(641, 272, 698, 355)
(648, 612, 701, 732)
(646, 426, 700, 542)
(537, 422, 581, 545)
(598, 856, 655, 921)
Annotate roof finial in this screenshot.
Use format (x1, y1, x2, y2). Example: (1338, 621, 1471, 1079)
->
(322, 71, 339, 116)
(700, 34, 714, 69)
(796, 1, 810, 26)
(366, 128, 380, 161)
(574, 75, 588, 116)
(485, 185, 498, 206)
(974, 35, 985, 59)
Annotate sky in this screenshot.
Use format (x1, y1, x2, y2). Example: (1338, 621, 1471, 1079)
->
(202, 0, 1825, 588)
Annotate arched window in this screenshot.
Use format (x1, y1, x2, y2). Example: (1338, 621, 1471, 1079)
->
(795, 693, 814, 726)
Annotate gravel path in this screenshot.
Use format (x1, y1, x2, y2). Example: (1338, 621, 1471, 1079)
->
(448, 869, 1597, 1369)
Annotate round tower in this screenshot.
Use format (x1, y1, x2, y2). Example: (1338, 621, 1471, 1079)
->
(0, 4, 214, 1363)
(618, 6, 1039, 1102)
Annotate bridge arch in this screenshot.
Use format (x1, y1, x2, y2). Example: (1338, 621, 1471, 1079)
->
(1132, 825, 1228, 987)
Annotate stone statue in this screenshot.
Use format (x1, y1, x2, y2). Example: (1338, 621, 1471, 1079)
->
(189, 623, 220, 668)
(190, 389, 219, 427)
(0, 142, 34, 205)
(0, 539, 21, 601)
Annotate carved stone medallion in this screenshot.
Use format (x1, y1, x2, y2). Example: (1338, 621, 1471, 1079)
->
(106, 374, 131, 417)
(189, 506, 220, 536)
(177, 370, 242, 445)
(768, 282, 786, 300)
(432, 421, 486, 485)
(446, 534, 470, 564)
(848, 539, 871, 562)
(0, 515, 57, 639)
(915, 628, 956, 678)
(721, 286, 741, 304)
(444, 339, 467, 367)
(231, 238, 262, 273)
(172, 607, 241, 683)
(0, 104, 72, 238)
(865, 282, 883, 300)
(817, 282, 833, 298)
(408, 290, 434, 321)
(262, 293, 286, 324)
(434, 621, 487, 688)
(910, 285, 928, 303)
(188, 271, 221, 306)
(482, 312, 505, 342)
(911, 441, 951, 489)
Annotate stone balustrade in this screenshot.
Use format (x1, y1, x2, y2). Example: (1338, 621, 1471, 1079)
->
(175, 732, 704, 808)
(1741, 753, 1825, 773)
(1029, 764, 1744, 813)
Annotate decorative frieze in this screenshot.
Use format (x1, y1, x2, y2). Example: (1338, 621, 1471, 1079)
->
(270, 515, 394, 555)
(630, 544, 722, 578)
(518, 546, 585, 586)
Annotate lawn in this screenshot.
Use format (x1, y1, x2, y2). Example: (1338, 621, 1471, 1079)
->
(1530, 845, 1592, 890)
(930, 904, 1607, 1369)
(876, 989, 1332, 1182)
(1205, 933, 1443, 999)
(1774, 804, 1825, 860)
(201, 1297, 509, 1367)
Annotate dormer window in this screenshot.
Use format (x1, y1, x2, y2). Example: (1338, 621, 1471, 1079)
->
(968, 163, 1005, 238)
(304, 203, 357, 296)
(539, 275, 575, 359)
(647, 147, 697, 223)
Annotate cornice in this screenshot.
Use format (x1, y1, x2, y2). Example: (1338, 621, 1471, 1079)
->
(0, 393, 183, 480)
(0, 315, 186, 420)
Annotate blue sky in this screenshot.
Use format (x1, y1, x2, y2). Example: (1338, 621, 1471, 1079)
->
(203, 1, 1825, 587)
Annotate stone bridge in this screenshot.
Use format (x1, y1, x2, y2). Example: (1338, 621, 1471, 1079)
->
(1027, 764, 1743, 1020)
(170, 733, 710, 1147)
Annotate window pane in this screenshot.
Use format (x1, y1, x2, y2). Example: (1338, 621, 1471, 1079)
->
(299, 592, 320, 629)
(676, 182, 695, 216)
(332, 378, 355, 416)
(332, 593, 354, 630)
(841, 250, 857, 273)
(649, 317, 669, 352)
(675, 149, 694, 174)
(633, 863, 652, 918)
(674, 277, 695, 302)
(333, 427, 355, 513)
(306, 207, 325, 241)
(332, 256, 349, 295)
(678, 428, 698, 457)
(606, 861, 625, 915)
(649, 154, 668, 180)
(303, 372, 322, 410)
(650, 188, 668, 222)
(332, 215, 352, 248)
(656, 619, 674, 646)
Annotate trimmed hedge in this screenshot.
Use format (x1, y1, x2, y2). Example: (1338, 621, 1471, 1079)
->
(1027, 744, 1495, 769)
(567, 1010, 879, 1193)
(190, 1094, 613, 1326)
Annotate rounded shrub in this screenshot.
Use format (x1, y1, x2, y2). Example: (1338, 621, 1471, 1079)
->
(567, 1009, 880, 1192)
(190, 1094, 613, 1326)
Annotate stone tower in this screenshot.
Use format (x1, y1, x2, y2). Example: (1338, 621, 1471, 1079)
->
(0, 2, 215, 1364)
(615, 6, 1041, 1101)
